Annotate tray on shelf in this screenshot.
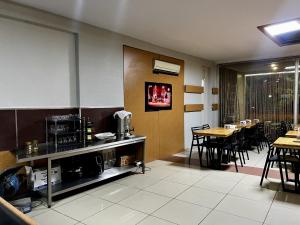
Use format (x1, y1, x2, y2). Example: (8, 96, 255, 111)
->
(39, 165, 137, 196)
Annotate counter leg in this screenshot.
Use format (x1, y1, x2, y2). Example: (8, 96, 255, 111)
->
(47, 158, 52, 208)
(142, 140, 145, 174)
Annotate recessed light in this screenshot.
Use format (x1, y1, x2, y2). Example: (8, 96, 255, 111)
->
(285, 65, 300, 70)
(270, 63, 277, 68)
(258, 18, 300, 46)
(264, 21, 300, 36)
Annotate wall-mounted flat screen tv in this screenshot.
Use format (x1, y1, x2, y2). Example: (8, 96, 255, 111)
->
(145, 82, 172, 111)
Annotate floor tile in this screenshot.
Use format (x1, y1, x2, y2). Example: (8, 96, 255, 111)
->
(193, 176, 238, 193)
(119, 190, 171, 214)
(143, 167, 177, 179)
(87, 183, 140, 203)
(273, 191, 300, 211)
(209, 171, 245, 182)
(230, 183, 276, 203)
(239, 175, 280, 191)
(145, 180, 189, 198)
(164, 171, 205, 185)
(33, 210, 77, 225)
(176, 186, 225, 208)
(216, 195, 270, 222)
(52, 193, 87, 208)
(116, 174, 161, 189)
(265, 205, 300, 225)
(200, 210, 262, 225)
(55, 195, 112, 221)
(146, 160, 173, 168)
(153, 199, 210, 225)
(137, 216, 176, 225)
(82, 204, 147, 225)
(27, 203, 50, 217)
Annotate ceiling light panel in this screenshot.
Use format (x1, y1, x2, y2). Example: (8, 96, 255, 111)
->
(258, 18, 300, 46)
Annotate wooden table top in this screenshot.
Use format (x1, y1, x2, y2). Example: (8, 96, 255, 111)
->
(273, 137, 300, 150)
(193, 127, 235, 138)
(285, 130, 300, 138)
(0, 197, 38, 225)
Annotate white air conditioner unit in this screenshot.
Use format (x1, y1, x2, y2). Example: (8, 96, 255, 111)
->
(153, 59, 180, 76)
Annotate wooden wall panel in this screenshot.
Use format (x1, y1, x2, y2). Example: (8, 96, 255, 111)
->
(212, 103, 219, 111)
(0, 151, 17, 171)
(123, 46, 184, 162)
(212, 88, 219, 95)
(184, 85, 204, 94)
(184, 104, 204, 112)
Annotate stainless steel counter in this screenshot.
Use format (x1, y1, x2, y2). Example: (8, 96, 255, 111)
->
(16, 136, 146, 163)
(15, 136, 146, 207)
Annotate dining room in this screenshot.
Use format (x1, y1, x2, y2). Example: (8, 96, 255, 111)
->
(2, 1, 300, 225)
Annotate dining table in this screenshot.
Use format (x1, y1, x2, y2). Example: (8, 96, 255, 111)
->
(192, 127, 236, 138)
(273, 137, 300, 192)
(285, 130, 300, 138)
(193, 127, 237, 169)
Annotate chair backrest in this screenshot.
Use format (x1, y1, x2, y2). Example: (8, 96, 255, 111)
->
(237, 127, 245, 143)
(286, 121, 293, 131)
(191, 126, 204, 141)
(264, 135, 274, 153)
(225, 129, 239, 146)
(202, 124, 210, 130)
(191, 126, 203, 132)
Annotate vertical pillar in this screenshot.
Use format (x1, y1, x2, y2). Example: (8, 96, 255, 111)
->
(294, 59, 299, 126)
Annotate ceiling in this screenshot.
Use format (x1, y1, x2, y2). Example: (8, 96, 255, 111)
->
(10, 0, 300, 63)
(223, 59, 296, 74)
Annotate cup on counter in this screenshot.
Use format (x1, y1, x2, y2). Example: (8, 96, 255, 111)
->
(32, 140, 39, 153)
(25, 141, 33, 154)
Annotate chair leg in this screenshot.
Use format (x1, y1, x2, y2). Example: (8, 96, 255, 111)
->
(241, 151, 246, 164)
(206, 148, 209, 167)
(238, 151, 243, 167)
(232, 150, 238, 172)
(197, 146, 201, 168)
(260, 150, 271, 185)
(260, 161, 269, 186)
(277, 149, 286, 191)
(282, 150, 290, 181)
(294, 165, 299, 192)
(189, 144, 193, 166)
(265, 159, 272, 178)
(246, 149, 249, 160)
(199, 145, 204, 167)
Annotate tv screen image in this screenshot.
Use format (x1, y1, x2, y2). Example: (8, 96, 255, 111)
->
(145, 82, 172, 111)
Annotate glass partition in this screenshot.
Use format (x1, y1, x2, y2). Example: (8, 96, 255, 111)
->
(219, 58, 297, 125)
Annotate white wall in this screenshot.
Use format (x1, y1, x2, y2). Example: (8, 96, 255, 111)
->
(184, 59, 218, 149)
(0, 1, 218, 150)
(0, 17, 77, 108)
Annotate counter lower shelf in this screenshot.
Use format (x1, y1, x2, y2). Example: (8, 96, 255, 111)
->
(39, 165, 137, 197)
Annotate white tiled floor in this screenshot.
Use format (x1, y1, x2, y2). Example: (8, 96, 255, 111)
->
(28, 157, 300, 225)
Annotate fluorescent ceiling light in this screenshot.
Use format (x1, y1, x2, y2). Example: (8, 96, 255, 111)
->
(264, 20, 300, 36)
(245, 71, 294, 77)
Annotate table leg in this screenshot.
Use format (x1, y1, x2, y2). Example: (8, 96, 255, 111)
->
(47, 158, 52, 208)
